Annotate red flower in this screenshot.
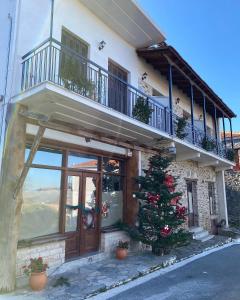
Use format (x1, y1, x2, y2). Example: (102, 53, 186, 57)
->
(147, 193, 161, 204)
(160, 225, 172, 237)
(170, 196, 181, 206)
(164, 175, 175, 192)
(176, 205, 186, 219)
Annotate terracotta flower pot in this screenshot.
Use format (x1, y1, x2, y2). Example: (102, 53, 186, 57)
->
(29, 272, 48, 291)
(116, 248, 128, 260)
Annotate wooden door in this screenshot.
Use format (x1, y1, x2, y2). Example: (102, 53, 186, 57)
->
(108, 61, 128, 114)
(64, 172, 100, 259)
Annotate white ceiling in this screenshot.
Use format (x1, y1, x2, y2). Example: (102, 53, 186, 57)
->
(79, 0, 166, 48)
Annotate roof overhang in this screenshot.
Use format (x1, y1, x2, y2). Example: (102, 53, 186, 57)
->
(137, 44, 236, 118)
(79, 0, 165, 48)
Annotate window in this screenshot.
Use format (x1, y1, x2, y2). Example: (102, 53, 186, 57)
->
(101, 158, 125, 228)
(19, 168, 61, 240)
(102, 158, 123, 174)
(25, 147, 63, 167)
(208, 182, 217, 215)
(68, 153, 98, 170)
(20, 144, 126, 240)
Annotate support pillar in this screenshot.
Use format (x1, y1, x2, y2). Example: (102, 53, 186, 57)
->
(214, 105, 219, 154)
(125, 149, 139, 225)
(190, 83, 195, 144)
(222, 116, 227, 151)
(0, 104, 26, 292)
(202, 93, 207, 137)
(168, 64, 173, 135)
(229, 118, 234, 150)
(216, 170, 229, 228)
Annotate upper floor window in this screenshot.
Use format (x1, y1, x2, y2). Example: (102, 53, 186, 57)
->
(61, 29, 88, 58)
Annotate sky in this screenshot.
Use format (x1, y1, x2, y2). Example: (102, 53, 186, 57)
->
(138, 0, 240, 131)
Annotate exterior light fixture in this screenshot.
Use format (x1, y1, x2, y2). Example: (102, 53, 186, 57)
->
(98, 40, 106, 51)
(142, 72, 148, 81)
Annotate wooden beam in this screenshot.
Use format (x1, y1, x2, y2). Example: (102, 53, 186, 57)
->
(199, 160, 219, 168)
(23, 113, 160, 155)
(176, 152, 201, 162)
(13, 126, 46, 199)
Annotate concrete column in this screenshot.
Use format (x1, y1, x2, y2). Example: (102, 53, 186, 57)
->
(216, 170, 229, 228)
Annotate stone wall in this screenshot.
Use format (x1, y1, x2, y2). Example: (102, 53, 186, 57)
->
(16, 240, 65, 279)
(141, 152, 217, 231)
(225, 169, 240, 227)
(101, 231, 130, 253)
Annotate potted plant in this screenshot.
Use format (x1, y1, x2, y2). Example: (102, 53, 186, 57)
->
(23, 257, 49, 291)
(132, 96, 154, 124)
(175, 116, 188, 139)
(116, 240, 129, 260)
(201, 136, 216, 151)
(226, 148, 235, 161)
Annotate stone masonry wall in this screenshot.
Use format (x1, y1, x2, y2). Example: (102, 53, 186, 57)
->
(141, 152, 217, 231)
(225, 169, 240, 227)
(16, 240, 65, 278)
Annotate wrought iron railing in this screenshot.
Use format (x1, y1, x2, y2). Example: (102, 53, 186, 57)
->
(21, 38, 230, 160)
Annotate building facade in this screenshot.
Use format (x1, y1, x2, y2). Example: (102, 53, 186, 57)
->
(0, 0, 236, 286)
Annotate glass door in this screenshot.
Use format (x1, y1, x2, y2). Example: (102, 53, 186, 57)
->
(65, 173, 82, 259)
(79, 173, 100, 254)
(64, 172, 100, 259)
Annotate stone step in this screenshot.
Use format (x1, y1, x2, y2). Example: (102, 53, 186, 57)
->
(200, 235, 214, 242)
(194, 230, 209, 240)
(189, 227, 204, 234)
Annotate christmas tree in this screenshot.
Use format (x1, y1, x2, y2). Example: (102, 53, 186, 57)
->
(130, 154, 190, 255)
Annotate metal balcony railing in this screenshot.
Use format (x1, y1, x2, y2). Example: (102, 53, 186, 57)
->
(21, 38, 230, 161)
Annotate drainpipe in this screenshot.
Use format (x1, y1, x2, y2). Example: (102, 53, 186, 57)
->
(48, 0, 54, 81)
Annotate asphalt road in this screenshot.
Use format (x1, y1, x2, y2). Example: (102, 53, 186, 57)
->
(108, 245, 240, 300)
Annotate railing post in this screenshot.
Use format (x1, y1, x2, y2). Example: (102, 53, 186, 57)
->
(214, 105, 219, 154)
(21, 62, 25, 91)
(190, 83, 195, 144)
(229, 118, 234, 150)
(202, 93, 207, 138)
(168, 64, 173, 135)
(164, 107, 167, 132)
(98, 69, 102, 104)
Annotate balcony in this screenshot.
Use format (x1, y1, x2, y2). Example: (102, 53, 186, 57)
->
(17, 38, 233, 164)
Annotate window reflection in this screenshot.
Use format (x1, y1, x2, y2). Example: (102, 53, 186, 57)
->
(68, 153, 98, 170)
(83, 177, 97, 229)
(19, 169, 61, 240)
(25, 147, 62, 167)
(101, 175, 123, 227)
(65, 176, 80, 232)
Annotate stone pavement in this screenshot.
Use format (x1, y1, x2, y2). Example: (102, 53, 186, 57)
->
(0, 236, 231, 300)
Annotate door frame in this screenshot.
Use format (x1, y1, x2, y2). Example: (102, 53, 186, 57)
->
(108, 59, 129, 114)
(63, 170, 101, 259)
(186, 179, 198, 227)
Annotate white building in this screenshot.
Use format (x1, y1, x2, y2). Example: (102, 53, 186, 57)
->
(0, 0, 236, 290)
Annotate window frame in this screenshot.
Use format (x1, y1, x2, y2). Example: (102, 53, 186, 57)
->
(19, 139, 126, 244)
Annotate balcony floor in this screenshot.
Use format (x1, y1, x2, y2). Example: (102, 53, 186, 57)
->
(13, 82, 234, 170)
